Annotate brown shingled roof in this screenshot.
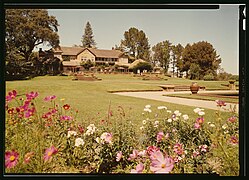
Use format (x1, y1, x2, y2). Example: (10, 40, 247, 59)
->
(88, 48, 123, 58)
(54, 46, 124, 58)
(60, 47, 83, 56)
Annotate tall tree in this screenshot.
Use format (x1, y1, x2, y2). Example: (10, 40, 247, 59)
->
(121, 27, 150, 60)
(172, 43, 184, 77)
(181, 41, 221, 79)
(81, 21, 96, 48)
(5, 9, 60, 62)
(152, 40, 172, 74)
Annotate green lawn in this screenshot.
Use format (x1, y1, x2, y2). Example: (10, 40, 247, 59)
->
(5, 74, 236, 131)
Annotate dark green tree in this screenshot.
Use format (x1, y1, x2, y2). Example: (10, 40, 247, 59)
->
(121, 27, 150, 60)
(152, 40, 172, 74)
(81, 21, 96, 48)
(5, 9, 60, 80)
(5, 9, 60, 62)
(181, 41, 221, 79)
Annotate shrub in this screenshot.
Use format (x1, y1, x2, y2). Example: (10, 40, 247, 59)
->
(203, 74, 215, 81)
(131, 62, 152, 74)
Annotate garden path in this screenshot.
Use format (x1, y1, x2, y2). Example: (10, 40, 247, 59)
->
(113, 90, 239, 113)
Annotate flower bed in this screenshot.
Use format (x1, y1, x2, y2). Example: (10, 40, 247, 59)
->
(5, 90, 239, 175)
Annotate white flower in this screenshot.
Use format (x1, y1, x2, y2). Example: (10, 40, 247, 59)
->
(167, 110, 172, 113)
(142, 120, 147, 125)
(144, 108, 152, 113)
(198, 111, 205, 116)
(194, 108, 204, 114)
(75, 138, 84, 147)
(224, 130, 229, 134)
(207, 122, 211, 124)
(145, 105, 151, 109)
(67, 130, 77, 138)
(154, 121, 159, 127)
(167, 118, 172, 123)
(182, 114, 189, 120)
(85, 124, 97, 135)
(140, 126, 144, 131)
(210, 124, 215, 127)
(184, 150, 188, 155)
(157, 106, 167, 110)
(174, 110, 181, 116)
(95, 137, 101, 143)
(138, 150, 146, 157)
(222, 124, 228, 129)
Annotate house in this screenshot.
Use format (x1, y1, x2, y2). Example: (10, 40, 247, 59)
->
(53, 46, 130, 73)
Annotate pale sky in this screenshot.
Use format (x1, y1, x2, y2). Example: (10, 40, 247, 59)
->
(38, 5, 239, 75)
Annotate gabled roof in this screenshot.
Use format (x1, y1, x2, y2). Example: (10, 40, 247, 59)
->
(88, 48, 123, 58)
(54, 46, 124, 58)
(129, 59, 146, 69)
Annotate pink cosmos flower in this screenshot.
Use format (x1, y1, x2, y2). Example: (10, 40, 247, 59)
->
(196, 117, 204, 124)
(116, 151, 122, 162)
(44, 95, 56, 102)
(5, 150, 19, 168)
(6, 90, 17, 102)
(228, 116, 237, 123)
(60, 115, 73, 121)
(156, 131, 164, 143)
(194, 122, 201, 129)
(173, 143, 184, 155)
(100, 132, 113, 144)
(26, 91, 39, 100)
(229, 136, 238, 145)
(24, 107, 36, 118)
(44, 145, 58, 162)
(146, 146, 160, 156)
(131, 163, 144, 173)
(128, 149, 139, 160)
(150, 151, 174, 173)
(192, 150, 200, 158)
(199, 144, 208, 152)
(215, 100, 226, 107)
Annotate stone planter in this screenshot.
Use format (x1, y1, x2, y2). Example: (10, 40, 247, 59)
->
(190, 82, 200, 94)
(228, 80, 236, 90)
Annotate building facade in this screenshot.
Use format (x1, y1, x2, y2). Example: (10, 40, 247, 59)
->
(53, 46, 130, 73)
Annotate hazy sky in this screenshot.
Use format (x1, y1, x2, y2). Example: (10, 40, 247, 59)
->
(39, 5, 239, 75)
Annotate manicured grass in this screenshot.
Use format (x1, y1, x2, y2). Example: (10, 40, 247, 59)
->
(5, 74, 236, 131)
(164, 93, 239, 104)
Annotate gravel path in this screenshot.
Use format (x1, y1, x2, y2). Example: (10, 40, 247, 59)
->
(113, 90, 239, 113)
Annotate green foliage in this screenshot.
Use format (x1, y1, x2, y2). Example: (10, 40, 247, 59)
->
(230, 75, 239, 81)
(5, 9, 60, 80)
(131, 62, 152, 74)
(189, 64, 201, 80)
(81, 21, 96, 48)
(5, 9, 59, 62)
(171, 43, 184, 77)
(203, 74, 215, 81)
(181, 41, 221, 79)
(121, 27, 150, 60)
(80, 60, 95, 70)
(152, 40, 172, 73)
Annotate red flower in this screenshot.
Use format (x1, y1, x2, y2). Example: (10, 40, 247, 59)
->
(7, 108, 15, 115)
(229, 136, 238, 145)
(228, 116, 237, 123)
(43, 145, 58, 162)
(5, 150, 19, 168)
(63, 104, 70, 110)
